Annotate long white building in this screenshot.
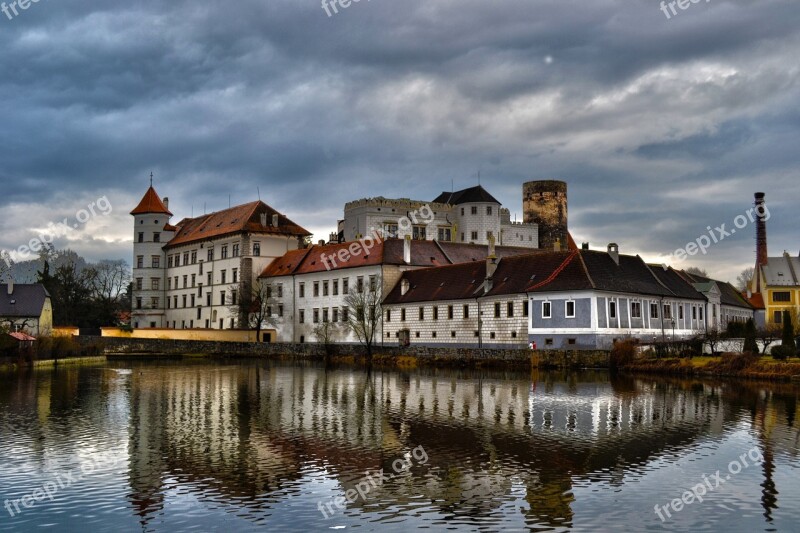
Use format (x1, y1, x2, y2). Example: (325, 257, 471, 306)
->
(130, 185, 311, 331)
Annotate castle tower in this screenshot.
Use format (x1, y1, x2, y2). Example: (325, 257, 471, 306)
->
(130, 182, 173, 329)
(523, 180, 568, 251)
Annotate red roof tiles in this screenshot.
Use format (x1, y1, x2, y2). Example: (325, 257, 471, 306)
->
(130, 186, 173, 216)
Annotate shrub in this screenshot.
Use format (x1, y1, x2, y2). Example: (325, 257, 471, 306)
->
(743, 318, 758, 354)
(610, 340, 637, 371)
(771, 344, 794, 361)
(719, 352, 759, 371)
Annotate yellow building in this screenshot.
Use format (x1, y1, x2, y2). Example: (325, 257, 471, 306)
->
(751, 252, 800, 327)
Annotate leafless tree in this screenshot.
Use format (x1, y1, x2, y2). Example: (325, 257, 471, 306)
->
(756, 323, 781, 354)
(344, 283, 382, 358)
(230, 278, 279, 340)
(313, 319, 340, 356)
(736, 267, 755, 292)
(685, 266, 709, 278)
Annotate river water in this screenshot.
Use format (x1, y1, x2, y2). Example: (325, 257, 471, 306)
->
(0, 360, 798, 532)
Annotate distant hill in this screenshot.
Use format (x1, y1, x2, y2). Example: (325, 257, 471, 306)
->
(1, 249, 92, 283)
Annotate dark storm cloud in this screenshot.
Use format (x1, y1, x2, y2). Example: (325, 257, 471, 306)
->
(1, 0, 799, 282)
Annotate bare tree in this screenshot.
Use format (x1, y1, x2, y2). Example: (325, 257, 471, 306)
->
(736, 267, 755, 292)
(344, 282, 382, 359)
(685, 267, 709, 278)
(699, 327, 725, 356)
(230, 278, 278, 340)
(756, 323, 782, 354)
(313, 319, 340, 356)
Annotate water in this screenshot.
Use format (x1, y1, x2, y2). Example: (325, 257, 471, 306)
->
(0, 360, 798, 532)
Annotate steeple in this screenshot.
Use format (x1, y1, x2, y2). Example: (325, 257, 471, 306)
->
(131, 182, 173, 216)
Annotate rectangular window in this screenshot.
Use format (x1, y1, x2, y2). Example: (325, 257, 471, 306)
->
(136, 297, 142, 309)
(774, 310, 783, 323)
(383, 224, 398, 238)
(463, 305, 470, 319)
(663, 304, 672, 320)
(207, 272, 212, 286)
(471, 206, 478, 215)
(494, 302, 501, 318)
(699, 307, 704, 320)
(523, 301, 529, 317)
(342, 308, 349, 322)
(679, 306, 684, 320)
(542, 301, 552, 319)
(231, 291, 236, 306)
(232, 244, 240, 257)
(151, 278, 159, 291)
(369, 276, 377, 292)
(313, 308, 319, 323)
(486, 206, 492, 215)
(299, 283, 305, 298)
(418, 307, 424, 320)
(137, 232, 144, 243)
(232, 269, 237, 284)
(412, 226, 426, 240)
(437, 227, 452, 242)
(773, 291, 792, 302)
(168, 256, 173, 268)
(253, 242, 261, 256)
(151, 256, 160, 268)
(332, 308, 338, 322)
(182, 295, 187, 308)
(565, 300, 576, 318)
(183, 253, 189, 265)
(343, 278, 349, 295)
(433, 306, 439, 320)
(221, 271, 226, 285)
(314, 282, 319, 297)
(136, 278, 143, 290)
(507, 301, 514, 318)
(153, 233, 161, 243)
(191, 294, 196, 307)
(333, 280, 339, 296)
(183, 275, 188, 288)
(199, 261, 203, 275)
(631, 301, 642, 319)
(174, 255, 180, 267)
(221, 245, 228, 259)
(323, 281, 329, 296)
(448, 305, 454, 319)
(151, 297, 159, 309)
(191, 251, 197, 264)
(323, 308, 329, 323)
(208, 248, 214, 261)
(692, 306, 697, 320)
(357, 276, 364, 292)
(277, 284, 283, 298)
(191, 274, 196, 287)
(220, 291, 226, 305)
(609, 301, 617, 319)
(650, 303, 659, 319)
(386, 309, 391, 322)
(299, 310, 305, 324)
(471, 231, 478, 241)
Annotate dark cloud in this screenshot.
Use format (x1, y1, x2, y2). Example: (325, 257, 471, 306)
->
(1, 0, 798, 283)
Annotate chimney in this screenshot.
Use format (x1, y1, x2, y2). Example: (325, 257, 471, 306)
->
(754, 192, 768, 292)
(581, 242, 589, 250)
(318, 240, 326, 246)
(485, 235, 498, 293)
(163, 197, 169, 210)
(272, 214, 279, 227)
(403, 235, 411, 264)
(6, 279, 13, 295)
(401, 279, 410, 296)
(607, 243, 619, 265)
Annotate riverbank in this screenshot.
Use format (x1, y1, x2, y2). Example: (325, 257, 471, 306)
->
(622, 353, 800, 382)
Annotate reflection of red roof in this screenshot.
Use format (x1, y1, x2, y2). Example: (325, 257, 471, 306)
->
(165, 201, 310, 249)
(130, 186, 173, 216)
(9, 332, 36, 341)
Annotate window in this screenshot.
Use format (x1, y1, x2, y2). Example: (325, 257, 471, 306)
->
(183, 253, 189, 265)
(299, 283, 305, 298)
(299, 309, 305, 324)
(489, 332, 494, 339)
(323, 281, 329, 296)
(313, 309, 319, 323)
(471, 206, 478, 215)
(433, 306, 439, 320)
(418, 307, 423, 320)
(774, 310, 783, 323)
(151, 256, 160, 268)
(206, 293, 212, 306)
(471, 231, 478, 241)
(386, 310, 391, 322)
(183, 275, 188, 288)
(313, 282, 319, 297)
(663, 304, 672, 320)
(192, 294, 196, 307)
(451, 331, 456, 338)
(679, 306, 684, 320)
(342, 308, 348, 322)
(151, 278, 159, 291)
(567, 338, 577, 345)
(152, 232, 160, 243)
(151, 297, 159, 309)
(136, 297, 142, 309)
(220, 291, 226, 305)
(192, 274, 196, 287)
(699, 307, 704, 320)
(232, 269, 237, 284)
(137, 255, 144, 268)
(174, 296, 178, 308)
(343, 278, 349, 295)
(412, 226, 426, 240)
(433, 331, 438, 338)
(138, 232, 144, 243)
(174, 255, 180, 267)
(191, 251, 197, 264)
(461, 207, 465, 216)
(323, 308, 329, 323)
(136, 278, 143, 290)
(357, 276, 364, 292)
(542, 301, 552, 319)
(167, 298, 170, 309)
(231, 291, 236, 306)
(232, 244, 240, 257)
(692, 306, 697, 320)
(168, 256, 174, 268)
(208, 248, 214, 261)
(267, 285, 272, 298)
(448, 305, 454, 319)
(565, 300, 576, 318)
(332, 308, 338, 322)
(333, 280, 339, 296)
(650, 303, 659, 319)
(463, 305, 470, 319)
(369, 276, 377, 292)
(221, 245, 228, 259)
(199, 261, 203, 275)
(277, 284, 283, 298)
(253, 242, 261, 256)
(494, 302, 501, 318)
(383, 224, 398, 238)
(437, 227, 452, 242)
(774, 291, 792, 302)
(220, 271, 227, 285)
(545, 338, 554, 346)
(507, 302, 514, 318)
(486, 206, 492, 215)
(523, 301, 529, 317)
(207, 272, 212, 286)
(182, 295, 187, 308)
(609, 301, 617, 319)
(631, 301, 642, 319)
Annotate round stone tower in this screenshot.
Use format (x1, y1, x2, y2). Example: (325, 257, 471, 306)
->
(523, 180, 568, 251)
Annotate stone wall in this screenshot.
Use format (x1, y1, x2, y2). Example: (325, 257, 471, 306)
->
(73, 336, 610, 368)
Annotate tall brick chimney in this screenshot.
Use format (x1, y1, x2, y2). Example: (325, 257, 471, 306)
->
(754, 192, 768, 292)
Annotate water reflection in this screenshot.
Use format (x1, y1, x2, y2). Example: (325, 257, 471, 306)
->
(0, 362, 798, 532)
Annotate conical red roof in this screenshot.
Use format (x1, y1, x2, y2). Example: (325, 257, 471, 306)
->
(130, 186, 173, 216)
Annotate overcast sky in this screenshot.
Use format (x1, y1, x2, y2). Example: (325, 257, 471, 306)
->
(1, 0, 798, 283)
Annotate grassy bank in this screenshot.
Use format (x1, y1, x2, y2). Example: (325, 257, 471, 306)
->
(622, 353, 800, 382)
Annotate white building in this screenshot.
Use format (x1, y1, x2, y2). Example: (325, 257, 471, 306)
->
(341, 185, 539, 248)
(130, 185, 310, 331)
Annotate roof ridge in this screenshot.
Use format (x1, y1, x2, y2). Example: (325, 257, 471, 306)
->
(641, 256, 677, 296)
(526, 250, 579, 291)
(577, 251, 596, 289)
(433, 239, 454, 264)
(784, 251, 799, 284)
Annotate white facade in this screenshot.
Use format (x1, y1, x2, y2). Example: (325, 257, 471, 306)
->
(132, 211, 173, 328)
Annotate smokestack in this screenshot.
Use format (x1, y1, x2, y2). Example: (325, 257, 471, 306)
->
(607, 243, 619, 265)
(754, 192, 768, 292)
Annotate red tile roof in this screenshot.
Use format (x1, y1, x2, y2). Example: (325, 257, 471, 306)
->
(130, 186, 173, 216)
(9, 331, 36, 342)
(746, 292, 765, 310)
(165, 201, 310, 249)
